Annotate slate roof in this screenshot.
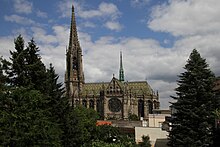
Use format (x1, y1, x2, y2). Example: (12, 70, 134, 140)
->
(81, 78, 154, 96)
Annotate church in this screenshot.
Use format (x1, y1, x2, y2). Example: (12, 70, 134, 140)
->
(65, 5, 160, 120)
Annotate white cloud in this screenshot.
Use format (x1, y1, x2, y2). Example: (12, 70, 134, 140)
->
(58, 1, 122, 31)
(148, 0, 220, 37)
(78, 2, 121, 20)
(58, 0, 73, 18)
(144, 0, 220, 108)
(131, 0, 150, 7)
(104, 21, 123, 31)
(31, 27, 57, 44)
(14, 0, 33, 14)
(2, 0, 220, 110)
(0, 36, 14, 59)
(4, 14, 35, 25)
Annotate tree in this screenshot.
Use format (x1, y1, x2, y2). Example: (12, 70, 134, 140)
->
(44, 63, 69, 145)
(7, 36, 47, 93)
(63, 106, 99, 146)
(0, 57, 7, 91)
(8, 35, 27, 87)
(25, 38, 47, 92)
(168, 49, 216, 146)
(0, 88, 61, 146)
(45, 63, 67, 120)
(138, 135, 151, 147)
(0, 35, 63, 146)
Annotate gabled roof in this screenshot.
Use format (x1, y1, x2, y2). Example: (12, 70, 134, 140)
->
(81, 78, 154, 96)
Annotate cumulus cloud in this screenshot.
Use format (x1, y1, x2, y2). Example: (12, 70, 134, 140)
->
(13, 0, 33, 14)
(58, 0, 74, 18)
(148, 0, 220, 37)
(145, 0, 220, 108)
(2, 0, 220, 109)
(4, 14, 35, 25)
(78, 2, 120, 20)
(58, 1, 123, 31)
(104, 21, 123, 31)
(147, 0, 220, 76)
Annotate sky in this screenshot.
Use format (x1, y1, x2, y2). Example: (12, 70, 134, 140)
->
(1, 0, 220, 109)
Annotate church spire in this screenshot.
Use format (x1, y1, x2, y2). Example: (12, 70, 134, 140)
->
(69, 5, 79, 49)
(119, 51, 124, 82)
(65, 4, 84, 106)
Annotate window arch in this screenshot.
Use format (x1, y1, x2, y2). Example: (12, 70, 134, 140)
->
(82, 100, 87, 108)
(89, 100, 94, 109)
(148, 100, 153, 114)
(138, 99, 144, 118)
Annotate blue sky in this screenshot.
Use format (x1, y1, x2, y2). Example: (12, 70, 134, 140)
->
(1, 0, 220, 109)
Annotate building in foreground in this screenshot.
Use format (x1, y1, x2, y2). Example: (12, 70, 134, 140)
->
(65, 5, 160, 120)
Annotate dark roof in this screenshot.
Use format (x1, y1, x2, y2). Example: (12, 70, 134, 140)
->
(81, 78, 154, 96)
(154, 138, 169, 147)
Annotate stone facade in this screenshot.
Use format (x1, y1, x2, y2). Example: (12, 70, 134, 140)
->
(65, 5, 160, 120)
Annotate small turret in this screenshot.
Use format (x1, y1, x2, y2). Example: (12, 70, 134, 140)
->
(119, 51, 124, 82)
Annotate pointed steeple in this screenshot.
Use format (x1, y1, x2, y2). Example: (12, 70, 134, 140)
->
(65, 4, 84, 106)
(69, 5, 80, 49)
(119, 51, 124, 82)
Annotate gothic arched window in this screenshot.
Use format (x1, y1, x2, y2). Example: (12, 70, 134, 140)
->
(89, 100, 94, 109)
(148, 100, 153, 114)
(96, 100, 100, 113)
(138, 99, 144, 118)
(82, 100, 87, 108)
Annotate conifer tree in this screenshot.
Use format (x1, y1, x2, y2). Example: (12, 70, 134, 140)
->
(25, 38, 47, 92)
(0, 57, 6, 90)
(0, 88, 61, 146)
(8, 35, 27, 86)
(44, 63, 69, 145)
(169, 49, 216, 146)
(7, 36, 47, 92)
(45, 63, 67, 120)
(0, 35, 62, 146)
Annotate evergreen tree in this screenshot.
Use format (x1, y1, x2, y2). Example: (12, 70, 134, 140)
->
(0, 88, 61, 146)
(45, 63, 67, 120)
(0, 57, 6, 90)
(8, 35, 27, 86)
(44, 63, 70, 145)
(25, 38, 47, 92)
(0, 35, 63, 146)
(168, 49, 216, 146)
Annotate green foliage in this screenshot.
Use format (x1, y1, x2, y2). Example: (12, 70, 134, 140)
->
(169, 49, 216, 146)
(213, 109, 220, 119)
(7, 36, 47, 92)
(91, 140, 134, 147)
(95, 125, 136, 146)
(1, 35, 137, 146)
(0, 57, 6, 90)
(128, 113, 139, 121)
(45, 63, 67, 120)
(138, 135, 151, 147)
(63, 106, 99, 146)
(0, 35, 63, 146)
(0, 88, 61, 146)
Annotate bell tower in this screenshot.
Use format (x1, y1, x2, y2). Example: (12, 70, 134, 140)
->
(65, 5, 84, 106)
